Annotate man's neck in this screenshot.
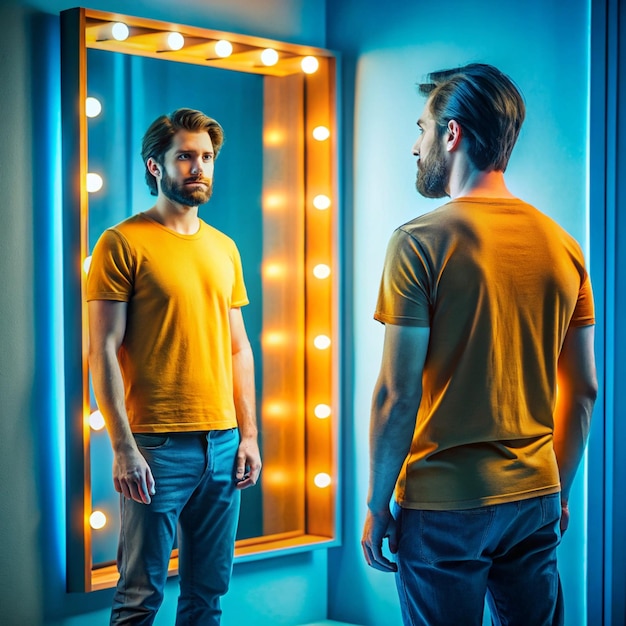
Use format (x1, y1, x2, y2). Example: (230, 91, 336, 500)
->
(447, 157, 515, 200)
(147, 199, 200, 235)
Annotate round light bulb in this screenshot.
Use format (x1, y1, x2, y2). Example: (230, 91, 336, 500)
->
(111, 22, 129, 41)
(313, 334, 331, 350)
(301, 56, 319, 74)
(313, 264, 331, 279)
(167, 32, 185, 50)
(86, 173, 103, 193)
(312, 126, 330, 141)
(215, 40, 233, 58)
(85, 97, 102, 118)
(314, 404, 331, 419)
(314, 472, 332, 488)
(89, 410, 105, 431)
(90, 510, 107, 530)
(83, 255, 92, 275)
(261, 48, 279, 66)
(313, 194, 331, 210)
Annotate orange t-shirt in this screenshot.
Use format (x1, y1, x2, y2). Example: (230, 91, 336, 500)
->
(375, 198, 595, 510)
(86, 213, 249, 432)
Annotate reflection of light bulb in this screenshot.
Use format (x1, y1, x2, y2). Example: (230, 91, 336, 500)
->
(89, 410, 105, 431)
(312, 126, 330, 141)
(263, 262, 286, 279)
(261, 48, 279, 66)
(313, 195, 331, 210)
(167, 32, 185, 50)
(86, 97, 102, 118)
(313, 264, 331, 279)
(90, 510, 107, 530)
(87, 173, 103, 193)
(301, 56, 319, 74)
(313, 335, 331, 350)
(111, 22, 129, 41)
(215, 40, 233, 57)
(314, 404, 331, 419)
(314, 473, 331, 488)
(263, 331, 286, 347)
(83, 255, 92, 275)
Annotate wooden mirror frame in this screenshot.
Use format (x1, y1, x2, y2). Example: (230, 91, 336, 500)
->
(60, 7, 339, 593)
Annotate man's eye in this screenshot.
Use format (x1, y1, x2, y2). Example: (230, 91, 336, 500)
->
(203, 155, 214, 161)
(178, 154, 189, 160)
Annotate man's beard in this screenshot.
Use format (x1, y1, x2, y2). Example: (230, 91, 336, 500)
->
(161, 171, 213, 206)
(415, 139, 449, 199)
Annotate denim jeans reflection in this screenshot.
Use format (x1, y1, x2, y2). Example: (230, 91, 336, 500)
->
(110, 429, 240, 626)
(394, 493, 564, 626)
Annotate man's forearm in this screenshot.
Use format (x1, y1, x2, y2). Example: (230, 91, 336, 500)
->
(232, 344, 258, 439)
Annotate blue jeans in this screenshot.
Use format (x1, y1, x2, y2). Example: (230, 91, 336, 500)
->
(394, 494, 564, 626)
(110, 429, 241, 626)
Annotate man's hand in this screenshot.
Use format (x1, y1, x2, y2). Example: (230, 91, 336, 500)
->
(560, 500, 570, 534)
(361, 508, 398, 572)
(113, 446, 156, 505)
(235, 436, 262, 489)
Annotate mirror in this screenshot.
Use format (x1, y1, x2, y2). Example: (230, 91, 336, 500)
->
(61, 7, 338, 592)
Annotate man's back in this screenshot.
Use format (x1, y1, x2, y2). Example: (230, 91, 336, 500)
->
(374, 196, 594, 510)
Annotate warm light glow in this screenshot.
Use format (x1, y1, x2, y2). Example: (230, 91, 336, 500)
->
(111, 22, 129, 41)
(85, 96, 102, 118)
(89, 410, 105, 431)
(314, 404, 332, 419)
(263, 401, 287, 417)
(301, 56, 319, 74)
(313, 335, 331, 350)
(215, 39, 233, 58)
(263, 331, 287, 347)
(83, 255, 92, 275)
(263, 192, 286, 210)
(90, 510, 107, 530)
(314, 472, 332, 488)
(264, 128, 285, 146)
(313, 264, 331, 279)
(87, 172, 103, 193)
(167, 32, 185, 50)
(312, 126, 330, 141)
(261, 48, 279, 66)
(263, 262, 287, 279)
(313, 194, 331, 210)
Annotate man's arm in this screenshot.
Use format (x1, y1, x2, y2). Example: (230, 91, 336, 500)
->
(88, 300, 155, 504)
(553, 324, 597, 532)
(361, 324, 430, 572)
(229, 307, 262, 489)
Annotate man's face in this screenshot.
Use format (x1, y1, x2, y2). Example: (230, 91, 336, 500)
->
(412, 103, 450, 199)
(158, 130, 215, 207)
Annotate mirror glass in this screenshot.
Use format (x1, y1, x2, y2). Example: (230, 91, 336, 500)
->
(61, 7, 338, 592)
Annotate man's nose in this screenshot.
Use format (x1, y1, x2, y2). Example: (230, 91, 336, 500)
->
(412, 138, 420, 156)
(190, 158, 203, 174)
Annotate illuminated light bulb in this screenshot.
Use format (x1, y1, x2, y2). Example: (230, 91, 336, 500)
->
(264, 401, 286, 417)
(313, 334, 331, 350)
(111, 22, 129, 41)
(89, 410, 105, 431)
(261, 48, 279, 66)
(314, 472, 332, 488)
(314, 404, 332, 419)
(90, 510, 107, 530)
(87, 172, 103, 193)
(167, 32, 185, 50)
(263, 331, 286, 347)
(263, 192, 286, 210)
(85, 97, 102, 118)
(215, 39, 233, 58)
(313, 194, 331, 210)
(83, 255, 92, 275)
(301, 56, 319, 74)
(312, 126, 330, 141)
(263, 262, 286, 279)
(313, 264, 331, 279)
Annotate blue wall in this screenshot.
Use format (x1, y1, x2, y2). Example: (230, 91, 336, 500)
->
(326, 1, 591, 625)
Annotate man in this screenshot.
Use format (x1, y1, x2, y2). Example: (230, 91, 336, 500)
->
(87, 108, 261, 625)
(361, 64, 597, 625)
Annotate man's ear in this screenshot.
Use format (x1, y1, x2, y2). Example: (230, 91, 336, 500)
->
(146, 157, 161, 178)
(445, 120, 462, 153)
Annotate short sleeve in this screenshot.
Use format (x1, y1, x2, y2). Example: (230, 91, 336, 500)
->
(374, 228, 431, 327)
(569, 270, 595, 327)
(86, 229, 134, 302)
(230, 244, 249, 308)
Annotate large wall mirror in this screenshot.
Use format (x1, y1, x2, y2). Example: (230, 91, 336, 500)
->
(61, 7, 339, 592)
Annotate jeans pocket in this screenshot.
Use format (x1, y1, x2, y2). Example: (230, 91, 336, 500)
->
(133, 433, 170, 449)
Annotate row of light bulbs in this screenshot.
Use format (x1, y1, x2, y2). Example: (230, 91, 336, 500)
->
(96, 21, 320, 73)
